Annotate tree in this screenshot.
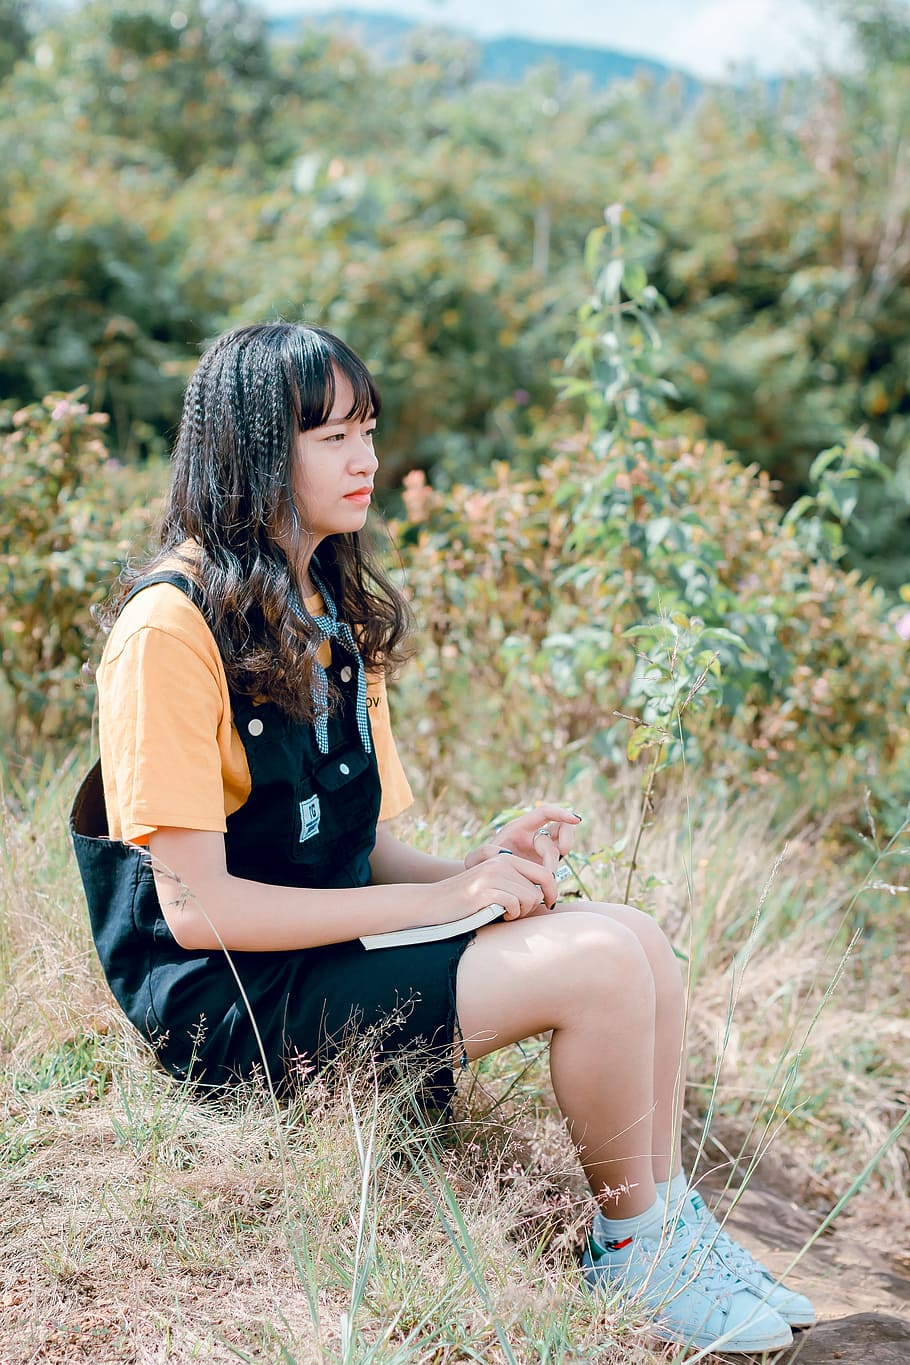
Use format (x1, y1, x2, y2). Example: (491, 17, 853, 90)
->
(46, 0, 280, 175)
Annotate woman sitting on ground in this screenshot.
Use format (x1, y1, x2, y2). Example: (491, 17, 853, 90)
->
(72, 322, 814, 1354)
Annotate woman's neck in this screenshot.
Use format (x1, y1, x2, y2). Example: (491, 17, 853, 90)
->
(286, 541, 318, 600)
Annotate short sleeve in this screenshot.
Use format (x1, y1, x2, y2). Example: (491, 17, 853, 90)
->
(98, 579, 413, 841)
(366, 672, 413, 821)
(97, 585, 244, 843)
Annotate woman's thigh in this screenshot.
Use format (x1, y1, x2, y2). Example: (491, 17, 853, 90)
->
(455, 910, 656, 1062)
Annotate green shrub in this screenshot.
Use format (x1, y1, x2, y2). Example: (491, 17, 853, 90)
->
(0, 391, 164, 757)
(393, 211, 910, 830)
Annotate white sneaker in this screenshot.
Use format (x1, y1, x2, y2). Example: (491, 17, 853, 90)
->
(682, 1190, 817, 1328)
(582, 1219, 793, 1353)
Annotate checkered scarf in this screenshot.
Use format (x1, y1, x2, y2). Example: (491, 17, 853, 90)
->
(291, 568, 371, 756)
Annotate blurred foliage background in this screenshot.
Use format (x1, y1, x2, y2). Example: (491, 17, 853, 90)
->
(1, 0, 909, 843)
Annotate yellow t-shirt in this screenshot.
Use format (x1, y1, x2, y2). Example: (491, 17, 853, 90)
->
(97, 580, 413, 844)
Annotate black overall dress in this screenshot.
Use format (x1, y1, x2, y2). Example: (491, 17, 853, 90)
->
(70, 572, 474, 1103)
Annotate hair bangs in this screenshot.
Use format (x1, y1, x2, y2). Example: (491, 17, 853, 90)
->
(289, 326, 380, 431)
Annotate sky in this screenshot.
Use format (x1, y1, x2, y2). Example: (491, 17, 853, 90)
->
(260, 0, 860, 80)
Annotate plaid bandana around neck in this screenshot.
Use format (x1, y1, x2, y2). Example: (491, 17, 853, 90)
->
(291, 568, 372, 756)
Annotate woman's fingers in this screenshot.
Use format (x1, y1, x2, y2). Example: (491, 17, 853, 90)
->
(554, 821, 577, 857)
(520, 806, 581, 839)
(530, 825, 561, 872)
(525, 803, 582, 828)
(466, 805, 583, 876)
(502, 856, 558, 912)
(471, 855, 558, 915)
(525, 807, 580, 865)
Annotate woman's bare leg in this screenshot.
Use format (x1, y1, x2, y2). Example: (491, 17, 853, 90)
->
(540, 900, 687, 1183)
(455, 911, 659, 1218)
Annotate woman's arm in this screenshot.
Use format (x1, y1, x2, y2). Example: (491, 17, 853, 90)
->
(369, 804, 582, 887)
(368, 823, 463, 885)
(148, 827, 558, 953)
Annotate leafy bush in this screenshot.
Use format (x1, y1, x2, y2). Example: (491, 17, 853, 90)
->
(0, 392, 164, 756)
(638, 78, 910, 588)
(393, 211, 910, 828)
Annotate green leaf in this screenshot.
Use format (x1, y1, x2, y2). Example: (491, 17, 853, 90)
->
(622, 262, 648, 298)
(602, 258, 625, 300)
(783, 495, 816, 526)
(584, 225, 608, 276)
(627, 723, 662, 761)
(702, 627, 748, 648)
(809, 445, 843, 483)
(645, 517, 675, 552)
(556, 378, 593, 400)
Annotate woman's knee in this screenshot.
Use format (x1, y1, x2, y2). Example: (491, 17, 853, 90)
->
(456, 912, 656, 1053)
(544, 912, 656, 1021)
(581, 901, 682, 989)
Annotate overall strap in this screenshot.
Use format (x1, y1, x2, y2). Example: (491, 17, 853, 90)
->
(120, 570, 205, 615)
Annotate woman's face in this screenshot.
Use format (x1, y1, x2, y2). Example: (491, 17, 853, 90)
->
(292, 369, 379, 547)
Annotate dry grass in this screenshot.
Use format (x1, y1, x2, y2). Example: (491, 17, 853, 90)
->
(1, 756, 908, 1363)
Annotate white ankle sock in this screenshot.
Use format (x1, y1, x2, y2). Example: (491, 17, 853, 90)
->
(655, 1169, 689, 1216)
(593, 1196, 664, 1249)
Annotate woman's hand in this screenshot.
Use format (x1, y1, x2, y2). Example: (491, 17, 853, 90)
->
(464, 804, 581, 877)
(435, 853, 561, 921)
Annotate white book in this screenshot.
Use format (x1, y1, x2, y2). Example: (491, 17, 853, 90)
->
(360, 902, 505, 951)
(359, 866, 572, 952)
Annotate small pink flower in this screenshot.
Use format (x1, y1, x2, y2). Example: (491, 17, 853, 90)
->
(895, 611, 910, 641)
(402, 469, 433, 523)
(464, 493, 487, 523)
(51, 400, 72, 421)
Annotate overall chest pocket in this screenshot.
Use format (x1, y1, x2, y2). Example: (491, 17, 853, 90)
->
(290, 742, 378, 865)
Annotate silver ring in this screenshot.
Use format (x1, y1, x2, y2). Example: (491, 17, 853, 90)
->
(534, 883, 546, 904)
(532, 825, 551, 843)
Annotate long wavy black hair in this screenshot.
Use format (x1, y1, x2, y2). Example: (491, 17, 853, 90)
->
(104, 322, 412, 720)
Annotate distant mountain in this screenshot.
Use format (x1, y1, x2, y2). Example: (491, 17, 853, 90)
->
(268, 8, 703, 95)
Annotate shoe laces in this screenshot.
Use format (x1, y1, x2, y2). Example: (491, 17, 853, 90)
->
(639, 1226, 745, 1302)
(691, 1205, 769, 1280)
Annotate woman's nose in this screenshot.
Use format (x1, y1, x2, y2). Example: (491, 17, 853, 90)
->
(354, 437, 379, 474)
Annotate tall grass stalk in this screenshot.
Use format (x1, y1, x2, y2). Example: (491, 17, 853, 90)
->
(339, 1077, 380, 1362)
(688, 801, 910, 1218)
(682, 846, 791, 1193)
